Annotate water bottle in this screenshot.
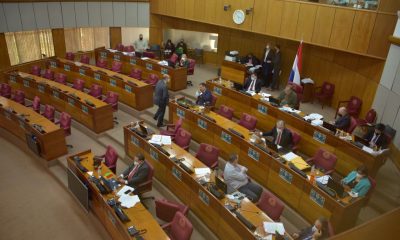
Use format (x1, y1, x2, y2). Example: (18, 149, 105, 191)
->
(310, 165, 316, 184)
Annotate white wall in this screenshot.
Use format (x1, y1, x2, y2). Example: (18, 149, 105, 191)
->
(121, 27, 149, 46)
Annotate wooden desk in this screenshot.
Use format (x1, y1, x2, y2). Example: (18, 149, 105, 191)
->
(4, 71, 114, 134)
(0, 96, 67, 160)
(123, 126, 289, 240)
(47, 58, 153, 111)
(221, 60, 247, 85)
(67, 150, 169, 240)
(94, 47, 188, 91)
(168, 100, 366, 233)
(206, 80, 388, 178)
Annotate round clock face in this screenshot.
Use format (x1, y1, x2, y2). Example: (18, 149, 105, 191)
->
(233, 9, 245, 25)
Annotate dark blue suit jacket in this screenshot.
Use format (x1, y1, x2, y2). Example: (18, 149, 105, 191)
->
(334, 114, 350, 131)
(196, 89, 212, 106)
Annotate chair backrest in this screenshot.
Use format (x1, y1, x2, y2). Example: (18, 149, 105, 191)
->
(54, 73, 67, 84)
(155, 199, 188, 223)
(312, 148, 337, 173)
(289, 83, 303, 94)
(80, 55, 90, 64)
(115, 43, 124, 51)
(111, 61, 122, 72)
(31, 65, 41, 76)
(143, 51, 156, 59)
(73, 78, 84, 91)
(217, 105, 234, 120)
(43, 105, 55, 121)
(129, 68, 142, 79)
(89, 84, 103, 97)
(59, 112, 71, 136)
(124, 45, 134, 52)
(104, 91, 119, 110)
(347, 117, 357, 134)
(174, 128, 192, 149)
(290, 129, 301, 149)
(322, 82, 335, 96)
(104, 145, 118, 169)
(12, 90, 25, 104)
(43, 69, 54, 80)
(169, 212, 193, 240)
(195, 143, 219, 168)
(257, 190, 285, 221)
(96, 58, 108, 68)
(210, 94, 217, 107)
(238, 113, 257, 130)
(364, 109, 377, 124)
(170, 53, 179, 64)
(174, 118, 183, 134)
(66, 52, 75, 61)
(32, 96, 41, 112)
(347, 96, 362, 117)
(1, 83, 11, 98)
(147, 74, 159, 86)
(327, 221, 335, 237)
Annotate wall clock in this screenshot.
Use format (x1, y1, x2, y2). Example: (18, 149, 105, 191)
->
(233, 9, 245, 25)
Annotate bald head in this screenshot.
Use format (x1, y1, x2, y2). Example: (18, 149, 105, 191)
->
(338, 107, 347, 116)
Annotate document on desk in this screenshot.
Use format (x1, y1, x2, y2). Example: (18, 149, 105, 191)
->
(119, 194, 140, 208)
(194, 168, 211, 175)
(316, 175, 330, 184)
(149, 134, 172, 145)
(117, 185, 134, 197)
(263, 222, 285, 235)
(282, 152, 299, 162)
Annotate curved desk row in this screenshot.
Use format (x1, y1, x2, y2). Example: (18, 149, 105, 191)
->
(0, 96, 67, 160)
(4, 71, 114, 134)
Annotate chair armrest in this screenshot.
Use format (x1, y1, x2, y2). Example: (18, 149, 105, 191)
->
(136, 180, 152, 194)
(54, 120, 60, 125)
(210, 161, 218, 169)
(183, 145, 190, 151)
(161, 222, 172, 231)
(181, 205, 189, 216)
(324, 169, 334, 175)
(305, 158, 314, 164)
(166, 124, 176, 131)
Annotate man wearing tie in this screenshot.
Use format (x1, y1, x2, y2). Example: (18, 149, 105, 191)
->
(260, 120, 293, 149)
(118, 153, 149, 191)
(243, 72, 262, 93)
(262, 43, 274, 87)
(196, 82, 213, 106)
(364, 123, 387, 149)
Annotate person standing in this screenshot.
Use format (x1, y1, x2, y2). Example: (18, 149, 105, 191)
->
(134, 34, 149, 53)
(153, 74, 170, 127)
(262, 43, 274, 87)
(268, 45, 281, 91)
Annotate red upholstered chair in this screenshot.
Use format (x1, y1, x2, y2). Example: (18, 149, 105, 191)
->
(1, 83, 12, 98)
(43, 69, 54, 80)
(129, 68, 142, 80)
(143, 51, 156, 59)
(155, 199, 189, 223)
(169, 53, 179, 65)
(290, 129, 301, 152)
(72, 78, 85, 91)
(335, 96, 362, 118)
(54, 73, 67, 85)
(314, 82, 335, 109)
(12, 90, 25, 105)
(135, 160, 155, 201)
(55, 112, 73, 148)
(195, 143, 219, 169)
(96, 58, 108, 68)
(88, 84, 103, 99)
(111, 61, 122, 73)
(187, 59, 195, 75)
(174, 128, 192, 151)
(103, 91, 119, 124)
(238, 113, 257, 131)
(66, 52, 75, 61)
(124, 45, 134, 52)
(162, 212, 193, 240)
(347, 117, 357, 134)
(160, 118, 183, 139)
(210, 94, 218, 109)
(115, 43, 124, 51)
(288, 83, 303, 109)
(41, 104, 55, 122)
(256, 190, 285, 221)
(98, 145, 118, 174)
(145, 74, 159, 86)
(31, 65, 41, 76)
(306, 148, 337, 175)
(28, 96, 41, 113)
(217, 105, 234, 120)
(80, 55, 90, 64)
(357, 109, 377, 126)
(327, 221, 335, 237)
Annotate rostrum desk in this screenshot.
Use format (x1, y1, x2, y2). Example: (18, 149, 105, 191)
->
(4, 71, 114, 134)
(168, 100, 366, 233)
(220, 60, 248, 85)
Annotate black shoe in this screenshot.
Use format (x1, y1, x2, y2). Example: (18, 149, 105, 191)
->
(153, 116, 157, 120)
(157, 123, 166, 128)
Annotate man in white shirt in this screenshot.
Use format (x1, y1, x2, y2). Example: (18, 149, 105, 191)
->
(243, 72, 262, 93)
(224, 153, 263, 202)
(134, 34, 149, 53)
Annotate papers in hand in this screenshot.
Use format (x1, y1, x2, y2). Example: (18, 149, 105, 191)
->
(117, 185, 134, 197)
(316, 175, 330, 185)
(119, 194, 140, 208)
(282, 152, 299, 162)
(304, 113, 323, 121)
(263, 222, 285, 235)
(149, 134, 172, 145)
(194, 168, 211, 175)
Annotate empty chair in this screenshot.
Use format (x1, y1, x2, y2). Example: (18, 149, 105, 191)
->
(124, 45, 134, 52)
(0, 83, 11, 98)
(142, 51, 156, 59)
(173, 128, 192, 151)
(27, 96, 41, 113)
(72, 78, 84, 91)
(96, 58, 108, 69)
(306, 148, 337, 174)
(12, 90, 25, 105)
(43, 69, 54, 80)
(115, 43, 124, 51)
(210, 94, 218, 108)
(195, 143, 219, 169)
(290, 129, 301, 152)
(347, 117, 357, 134)
(160, 118, 183, 139)
(65, 52, 75, 61)
(169, 53, 179, 65)
(54, 73, 67, 85)
(97, 145, 118, 173)
(155, 198, 189, 223)
(88, 84, 103, 99)
(162, 212, 193, 240)
(238, 113, 257, 131)
(357, 109, 377, 126)
(31, 65, 41, 76)
(335, 96, 362, 118)
(103, 91, 119, 124)
(314, 81, 335, 109)
(129, 68, 142, 80)
(111, 61, 122, 73)
(55, 112, 73, 148)
(145, 74, 159, 86)
(80, 55, 90, 64)
(217, 105, 234, 120)
(257, 190, 285, 221)
(41, 104, 55, 122)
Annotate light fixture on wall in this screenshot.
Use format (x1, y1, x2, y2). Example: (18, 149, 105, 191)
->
(245, 8, 253, 15)
(224, 5, 231, 11)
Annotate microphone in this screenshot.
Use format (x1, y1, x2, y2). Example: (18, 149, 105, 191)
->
(237, 208, 261, 215)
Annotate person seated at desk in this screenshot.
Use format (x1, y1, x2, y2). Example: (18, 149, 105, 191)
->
(179, 54, 190, 68)
(195, 82, 212, 106)
(243, 72, 262, 93)
(134, 34, 149, 53)
(224, 153, 263, 202)
(176, 38, 188, 57)
(364, 123, 387, 149)
(260, 120, 293, 149)
(278, 85, 298, 109)
(292, 217, 328, 240)
(334, 107, 350, 131)
(242, 53, 260, 66)
(341, 165, 371, 198)
(163, 39, 175, 58)
(118, 153, 149, 191)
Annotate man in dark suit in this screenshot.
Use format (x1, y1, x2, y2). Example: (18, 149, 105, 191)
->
(262, 43, 274, 87)
(243, 72, 262, 93)
(261, 120, 293, 149)
(153, 74, 170, 127)
(242, 53, 260, 66)
(118, 153, 149, 190)
(364, 123, 387, 149)
(268, 45, 281, 91)
(196, 82, 213, 106)
(334, 107, 351, 131)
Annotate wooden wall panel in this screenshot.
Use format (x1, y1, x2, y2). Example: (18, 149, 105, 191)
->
(280, 1, 300, 39)
(312, 6, 335, 46)
(236, 0, 255, 31)
(110, 27, 122, 49)
(347, 11, 377, 53)
(193, 0, 206, 22)
(295, 4, 317, 42)
(204, 0, 217, 24)
(265, 0, 283, 36)
(165, 0, 176, 16)
(0, 33, 11, 71)
(51, 28, 66, 58)
(368, 13, 397, 58)
(252, 0, 269, 33)
(378, 0, 400, 13)
(175, 0, 185, 19)
(329, 8, 354, 49)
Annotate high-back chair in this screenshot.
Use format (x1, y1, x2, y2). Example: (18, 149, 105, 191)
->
(306, 148, 337, 174)
(66, 52, 75, 61)
(43, 69, 54, 80)
(96, 58, 108, 68)
(31, 65, 41, 76)
(314, 81, 335, 109)
(238, 113, 257, 131)
(336, 96, 362, 118)
(257, 190, 285, 221)
(88, 84, 103, 99)
(290, 129, 301, 152)
(101, 145, 118, 174)
(103, 91, 119, 124)
(41, 104, 55, 122)
(12, 90, 25, 105)
(155, 199, 189, 223)
(54, 73, 67, 85)
(111, 61, 122, 73)
(129, 68, 142, 80)
(357, 109, 377, 126)
(124, 45, 134, 52)
(72, 79, 85, 91)
(30, 96, 41, 113)
(135, 160, 155, 202)
(217, 105, 234, 120)
(347, 117, 358, 134)
(55, 112, 73, 148)
(115, 43, 124, 51)
(0, 83, 12, 98)
(160, 118, 183, 139)
(162, 212, 193, 240)
(195, 143, 219, 169)
(174, 128, 192, 151)
(145, 74, 159, 86)
(80, 55, 90, 64)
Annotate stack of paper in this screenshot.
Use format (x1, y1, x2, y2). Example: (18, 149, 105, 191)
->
(246, 90, 256, 96)
(194, 168, 211, 175)
(116, 185, 134, 197)
(263, 222, 285, 235)
(282, 152, 299, 162)
(316, 175, 330, 185)
(119, 194, 140, 208)
(148, 135, 172, 145)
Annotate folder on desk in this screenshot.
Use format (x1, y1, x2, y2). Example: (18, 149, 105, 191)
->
(290, 157, 311, 171)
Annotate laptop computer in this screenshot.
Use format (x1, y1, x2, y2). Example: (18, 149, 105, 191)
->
(268, 97, 280, 106)
(322, 121, 337, 133)
(327, 178, 347, 198)
(215, 175, 228, 194)
(354, 135, 369, 146)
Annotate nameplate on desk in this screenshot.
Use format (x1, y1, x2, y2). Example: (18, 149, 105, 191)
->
(23, 79, 30, 87)
(125, 84, 132, 93)
(129, 58, 136, 65)
(172, 166, 182, 181)
(130, 135, 139, 146)
(221, 131, 232, 144)
(177, 108, 185, 119)
(146, 63, 153, 70)
(197, 119, 208, 130)
(279, 168, 293, 184)
(150, 148, 158, 161)
(79, 68, 86, 76)
(9, 75, 16, 84)
(161, 68, 168, 74)
(94, 72, 101, 81)
(64, 64, 71, 72)
(81, 105, 88, 114)
(68, 98, 75, 106)
(258, 104, 268, 115)
(248, 148, 260, 161)
(313, 131, 326, 144)
(198, 189, 210, 206)
(109, 78, 117, 87)
(213, 86, 222, 96)
(310, 189, 325, 207)
(38, 84, 45, 93)
(100, 51, 107, 58)
(52, 90, 59, 99)
(113, 54, 121, 61)
(49, 60, 57, 68)
(106, 210, 117, 226)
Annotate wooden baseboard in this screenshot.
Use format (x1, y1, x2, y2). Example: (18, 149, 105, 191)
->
(390, 143, 400, 170)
